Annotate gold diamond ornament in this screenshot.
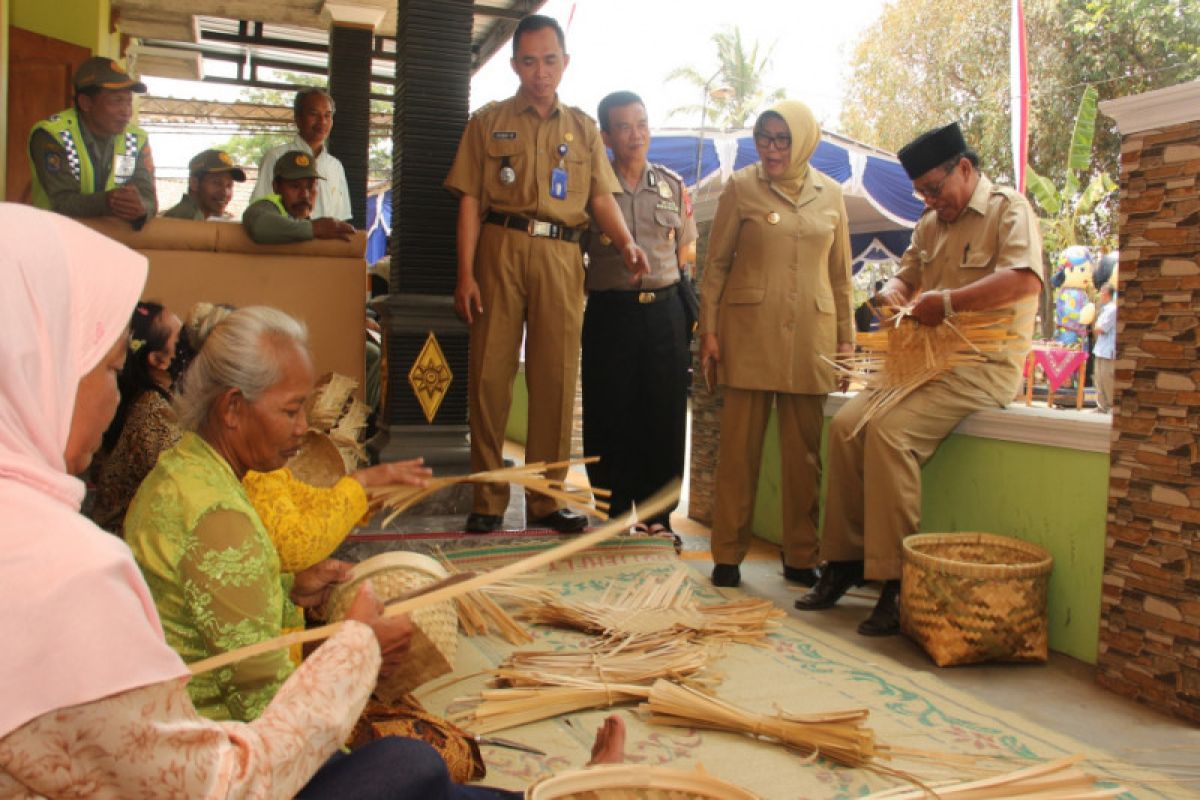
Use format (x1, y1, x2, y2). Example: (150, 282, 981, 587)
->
(407, 332, 453, 423)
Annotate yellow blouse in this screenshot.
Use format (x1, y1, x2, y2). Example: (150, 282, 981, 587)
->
(242, 469, 369, 573)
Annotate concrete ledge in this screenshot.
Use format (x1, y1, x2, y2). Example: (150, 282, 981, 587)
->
(825, 392, 1113, 454)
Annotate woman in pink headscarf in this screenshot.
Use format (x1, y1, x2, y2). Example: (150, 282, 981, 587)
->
(0, 204, 526, 798)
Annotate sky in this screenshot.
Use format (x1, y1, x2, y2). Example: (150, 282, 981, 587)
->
(143, 0, 889, 171)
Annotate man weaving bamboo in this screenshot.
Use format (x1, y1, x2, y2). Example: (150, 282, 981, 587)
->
(795, 122, 1044, 636)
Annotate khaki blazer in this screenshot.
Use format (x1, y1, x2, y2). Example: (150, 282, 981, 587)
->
(699, 164, 853, 394)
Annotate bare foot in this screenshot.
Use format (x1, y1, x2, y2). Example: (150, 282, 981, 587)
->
(586, 714, 625, 765)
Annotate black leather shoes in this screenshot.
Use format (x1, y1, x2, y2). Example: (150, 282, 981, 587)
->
(794, 560, 864, 610)
(782, 564, 821, 587)
(711, 563, 741, 587)
(857, 580, 901, 636)
(465, 513, 503, 534)
(530, 508, 588, 534)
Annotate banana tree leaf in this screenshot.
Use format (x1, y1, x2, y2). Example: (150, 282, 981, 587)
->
(1068, 86, 1099, 175)
(1026, 165, 1061, 216)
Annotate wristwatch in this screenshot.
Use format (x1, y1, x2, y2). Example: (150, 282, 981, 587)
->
(942, 289, 957, 319)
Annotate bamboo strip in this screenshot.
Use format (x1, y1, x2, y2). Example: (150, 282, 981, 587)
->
(186, 481, 679, 677)
(862, 755, 1125, 799)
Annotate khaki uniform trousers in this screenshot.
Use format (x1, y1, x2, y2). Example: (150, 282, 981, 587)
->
(1094, 357, 1115, 413)
(819, 369, 1011, 580)
(469, 224, 584, 519)
(711, 388, 825, 568)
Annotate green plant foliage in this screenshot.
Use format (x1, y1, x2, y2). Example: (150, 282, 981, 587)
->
(665, 26, 784, 129)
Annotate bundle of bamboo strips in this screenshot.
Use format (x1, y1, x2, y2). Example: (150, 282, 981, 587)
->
(432, 549, 532, 645)
(493, 638, 712, 688)
(449, 680, 652, 734)
(367, 457, 608, 527)
(639, 679, 878, 768)
(513, 567, 783, 644)
(863, 755, 1125, 799)
(827, 309, 1017, 436)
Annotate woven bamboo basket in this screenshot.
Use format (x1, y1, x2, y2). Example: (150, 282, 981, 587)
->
(527, 765, 758, 800)
(285, 431, 347, 488)
(321, 551, 459, 700)
(901, 533, 1053, 667)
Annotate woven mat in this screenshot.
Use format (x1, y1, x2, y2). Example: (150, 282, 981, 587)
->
(410, 537, 1186, 799)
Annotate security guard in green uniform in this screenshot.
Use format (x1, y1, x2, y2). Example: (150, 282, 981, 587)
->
(28, 56, 156, 226)
(444, 15, 648, 535)
(242, 151, 355, 244)
(582, 91, 697, 537)
(162, 149, 247, 220)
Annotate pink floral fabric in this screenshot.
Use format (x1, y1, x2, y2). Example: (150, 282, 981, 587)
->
(0, 621, 379, 799)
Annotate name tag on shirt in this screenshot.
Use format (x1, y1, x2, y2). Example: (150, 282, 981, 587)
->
(114, 154, 137, 182)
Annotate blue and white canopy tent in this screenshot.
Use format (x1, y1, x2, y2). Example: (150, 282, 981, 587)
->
(365, 128, 922, 276)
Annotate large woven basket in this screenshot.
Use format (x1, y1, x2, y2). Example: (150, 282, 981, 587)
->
(321, 551, 459, 701)
(527, 764, 758, 799)
(900, 533, 1053, 667)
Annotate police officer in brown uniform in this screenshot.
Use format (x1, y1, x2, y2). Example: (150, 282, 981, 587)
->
(444, 15, 648, 534)
(582, 91, 697, 535)
(699, 100, 854, 590)
(796, 122, 1044, 636)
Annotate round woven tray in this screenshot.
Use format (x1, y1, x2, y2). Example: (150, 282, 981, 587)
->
(900, 532, 1052, 667)
(322, 551, 459, 700)
(286, 431, 347, 488)
(527, 764, 758, 800)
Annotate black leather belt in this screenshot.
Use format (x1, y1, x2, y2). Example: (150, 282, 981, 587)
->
(484, 212, 585, 243)
(588, 283, 679, 305)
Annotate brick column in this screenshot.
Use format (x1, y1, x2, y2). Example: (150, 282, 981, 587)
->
(1097, 81, 1200, 723)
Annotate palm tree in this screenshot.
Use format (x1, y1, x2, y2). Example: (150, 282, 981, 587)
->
(666, 26, 784, 129)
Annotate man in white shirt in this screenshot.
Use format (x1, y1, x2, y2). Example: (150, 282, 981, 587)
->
(251, 88, 352, 221)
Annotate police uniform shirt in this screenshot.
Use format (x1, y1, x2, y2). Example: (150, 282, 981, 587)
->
(242, 197, 314, 244)
(251, 136, 351, 221)
(586, 164, 697, 291)
(444, 94, 620, 228)
(894, 173, 1045, 378)
(29, 122, 157, 218)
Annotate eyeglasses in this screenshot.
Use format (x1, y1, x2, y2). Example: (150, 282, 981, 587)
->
(914, 167, 957, 201)
(754, 132, 792, 151)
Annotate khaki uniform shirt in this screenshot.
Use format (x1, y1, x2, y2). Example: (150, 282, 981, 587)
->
(699, 164, 854, 394)
(242, 197, 314, 244)
(444, 94, 619, 228)
(586, 163, 697, 291)
(29, 126, 157, 218)
(894, 174, 1044, 396)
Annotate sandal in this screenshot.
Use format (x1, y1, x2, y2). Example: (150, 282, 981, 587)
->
(627, 522, 651, 536)
(646, 523, 683, 555)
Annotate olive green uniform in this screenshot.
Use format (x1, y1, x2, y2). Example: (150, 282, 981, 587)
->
(28, 111, 156, 219)
(699, 164, 854, 568)
(241, 196, 314, 244)
(444, 94, 620, 518)
(162, 194, 204, 220)
(820, 175, 1045, 579)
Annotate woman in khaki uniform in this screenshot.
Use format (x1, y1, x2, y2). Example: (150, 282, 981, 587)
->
(698, 100, 854, 588)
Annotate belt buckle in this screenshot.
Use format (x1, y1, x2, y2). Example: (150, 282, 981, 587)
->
(528, 220, 553, 237)
(638, 291, 656, 304)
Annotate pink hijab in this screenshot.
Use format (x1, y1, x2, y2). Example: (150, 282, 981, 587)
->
(0, 204, 187, 737)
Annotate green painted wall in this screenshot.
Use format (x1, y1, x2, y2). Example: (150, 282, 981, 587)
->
(510, 374, 1107, 663)
(11, 0, 118, 55)
(750, 410, 1108, 664)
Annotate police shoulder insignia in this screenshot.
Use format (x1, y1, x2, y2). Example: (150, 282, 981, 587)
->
(654, 163, 685, 185)
(471, 101, 499, 119)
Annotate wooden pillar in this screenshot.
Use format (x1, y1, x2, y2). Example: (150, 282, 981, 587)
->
(326, 19, 374, 228)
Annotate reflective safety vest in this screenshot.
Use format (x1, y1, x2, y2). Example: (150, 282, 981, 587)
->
(29, 108, 148, 210)
(264, 194, 289, 216)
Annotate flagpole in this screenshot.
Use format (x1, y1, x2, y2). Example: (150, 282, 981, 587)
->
(1010, 0, 1029, 193)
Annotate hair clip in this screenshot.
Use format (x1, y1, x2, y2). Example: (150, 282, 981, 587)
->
(129, 338, 146, 352)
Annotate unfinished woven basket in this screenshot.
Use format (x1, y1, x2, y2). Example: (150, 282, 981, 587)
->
(901, 533, 1053, 667)
(285, 431, 347, 488)
(321, 551, 459, 700)
(526, 764, 758, 800)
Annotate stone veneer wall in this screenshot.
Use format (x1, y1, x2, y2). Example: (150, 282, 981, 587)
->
(1097, 83, 1200, 723)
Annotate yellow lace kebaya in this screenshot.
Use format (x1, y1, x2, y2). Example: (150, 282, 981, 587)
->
(242, 468, 368, 573)
(126, 431, 305, 722)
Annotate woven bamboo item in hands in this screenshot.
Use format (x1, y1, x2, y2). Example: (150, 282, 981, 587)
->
(285, 431, 347, 488)
(321, 551, 460, 700)
(526, 764, 758, 800)
(304, 372, 369, 471)
(829, 309, 1017, 435)
(900, 533, 1053, 667)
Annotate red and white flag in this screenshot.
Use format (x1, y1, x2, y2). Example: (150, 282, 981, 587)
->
(1010, 0, 1029, 192)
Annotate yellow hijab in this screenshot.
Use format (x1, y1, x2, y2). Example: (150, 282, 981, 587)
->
(756, 99, 820, 200)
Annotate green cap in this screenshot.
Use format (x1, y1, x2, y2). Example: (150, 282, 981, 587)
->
(273, 150, 324, 181)
(188, 149, 247, 181)
(74, 56, 147, 93)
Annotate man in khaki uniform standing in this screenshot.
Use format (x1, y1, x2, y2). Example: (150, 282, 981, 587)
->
(796, 123, 1044, 636)
(444, 15, 647, 534)
(583, 91, 697, 536)
(699, 100, 854, 590)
